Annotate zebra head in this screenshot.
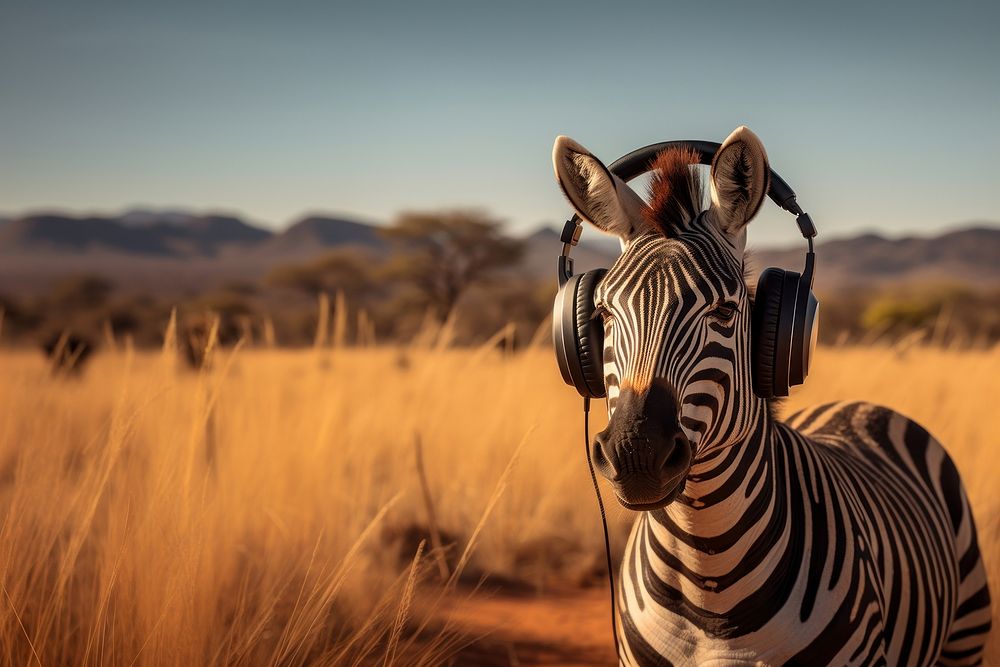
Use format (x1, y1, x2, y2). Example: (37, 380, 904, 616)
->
(552, 127, 771, 510)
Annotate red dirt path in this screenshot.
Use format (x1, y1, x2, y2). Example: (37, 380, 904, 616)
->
(445, 588, 617, 666)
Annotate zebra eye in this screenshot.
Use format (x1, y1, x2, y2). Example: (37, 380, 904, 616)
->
(708, 301, 739, 322)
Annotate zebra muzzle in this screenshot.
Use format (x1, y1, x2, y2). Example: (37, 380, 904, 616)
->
(592, 383, 693, 510)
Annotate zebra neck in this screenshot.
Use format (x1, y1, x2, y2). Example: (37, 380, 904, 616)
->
(642, 414, 791, 613)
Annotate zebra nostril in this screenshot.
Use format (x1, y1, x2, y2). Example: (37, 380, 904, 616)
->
(661, 431, 691, 473)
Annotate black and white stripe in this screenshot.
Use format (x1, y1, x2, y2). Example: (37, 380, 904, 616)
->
(596, 223, 991, 666)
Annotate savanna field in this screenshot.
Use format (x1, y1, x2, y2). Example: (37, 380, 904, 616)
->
(0, 331, 997, 665)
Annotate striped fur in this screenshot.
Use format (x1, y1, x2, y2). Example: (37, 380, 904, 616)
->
(598, 227, 991, 666)
(552, 128, 991, 665)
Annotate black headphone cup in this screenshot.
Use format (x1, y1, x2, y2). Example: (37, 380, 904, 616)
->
(552, 269, 607, 399)
(807, 296, 819, 373)
(751, 267, 819, 399)
(552, 274, 579, 389)
(775, 270, 803, 397)
(751, 268, 786, 399)
(573, 270, 607, 399)
(790, 290, 819, 386)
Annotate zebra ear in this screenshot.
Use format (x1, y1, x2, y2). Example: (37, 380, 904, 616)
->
(552, 136, 650, 240)
(708, 126, 770, 238)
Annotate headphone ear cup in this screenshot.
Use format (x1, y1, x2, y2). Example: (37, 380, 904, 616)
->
(751, 268, 786, 399)
(790, 290, 819, 387)
(573, 269, 608, 399)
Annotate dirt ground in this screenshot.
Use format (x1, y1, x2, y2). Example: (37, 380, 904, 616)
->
(445, 588, 617, 666)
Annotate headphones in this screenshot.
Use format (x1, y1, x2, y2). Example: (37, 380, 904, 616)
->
(552, 140, 820, 401)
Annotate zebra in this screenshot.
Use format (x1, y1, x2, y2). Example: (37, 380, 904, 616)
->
(551, 127, 992, 665)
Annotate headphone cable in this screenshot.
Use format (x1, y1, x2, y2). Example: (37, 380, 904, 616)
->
(584, 396, 621, 662)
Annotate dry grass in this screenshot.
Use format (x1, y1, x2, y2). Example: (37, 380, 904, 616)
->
(0, 339, 996, 664)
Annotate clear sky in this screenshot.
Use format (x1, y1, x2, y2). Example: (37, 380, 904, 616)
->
(1, 0, 997, 245)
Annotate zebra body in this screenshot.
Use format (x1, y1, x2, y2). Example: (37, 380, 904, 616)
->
(617, 400, 990, 666)
(551, 127, 991, 665)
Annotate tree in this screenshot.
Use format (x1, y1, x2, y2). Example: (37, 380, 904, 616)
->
(265, 263, 327, 295)
(265, 248, 377, 299)
(49, 274, 113, 310)
(380, 210, 524, 318)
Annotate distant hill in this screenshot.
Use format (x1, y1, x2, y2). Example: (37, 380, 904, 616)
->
(0, 211, 271, 257)
(253, 216, 386, 260)
(117, 208, 204, 227)
(746, 225, 1000, 291)
(0, 210, 391, 294)
(0, 209, 996, 295)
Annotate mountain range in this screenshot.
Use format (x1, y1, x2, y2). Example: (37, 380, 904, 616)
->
(0, 210, 997, 295)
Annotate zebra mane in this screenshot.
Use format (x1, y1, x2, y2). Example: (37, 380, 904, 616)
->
(642, 148, 706, 237)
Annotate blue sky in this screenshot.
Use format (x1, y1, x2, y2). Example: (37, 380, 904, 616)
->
(1, 0, 997, 245)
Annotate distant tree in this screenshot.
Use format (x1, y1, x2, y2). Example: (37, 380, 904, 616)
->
(309, 249, 377, 299)
(221, 281, 259, 296)
(265, 264, 326, 295)
(862, 296, 937, 333)
(0, 292, 43, 339)
(49, 274, 113, 310)
(452, 278, 554, 347)
(380, 210, 524, 318)
(265, 248, 377, 299)
(195, 291, 255, 319)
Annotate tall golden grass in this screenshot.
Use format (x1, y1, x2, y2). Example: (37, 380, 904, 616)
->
(0, 335, 996, 664)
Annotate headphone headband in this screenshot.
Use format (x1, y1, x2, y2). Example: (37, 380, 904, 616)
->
(607, 141, 805, 218)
